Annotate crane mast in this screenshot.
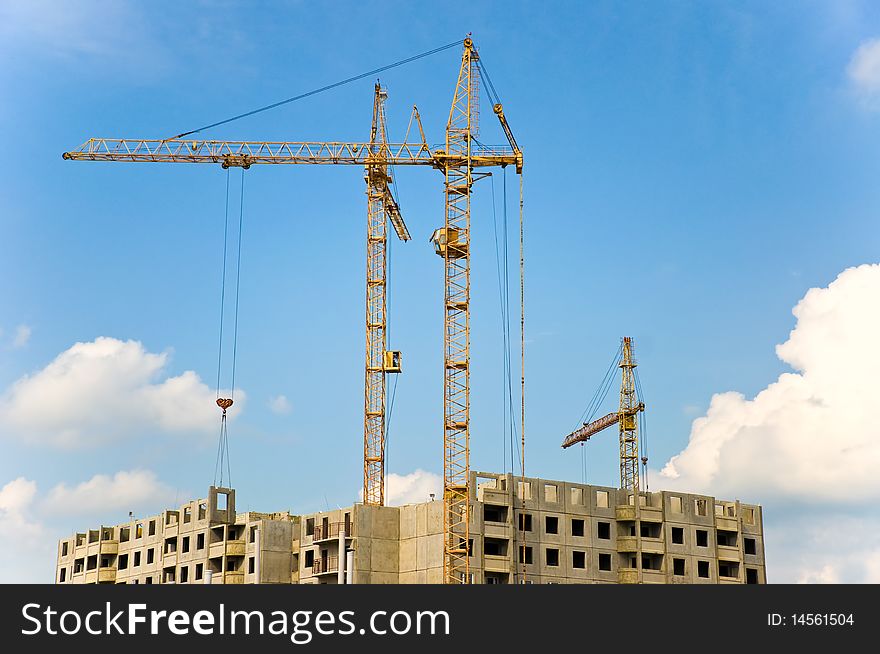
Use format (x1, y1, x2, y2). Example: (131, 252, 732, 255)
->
(363, 83, 407, 506)
(442, 37, 476, 585)
(618, 337, 640, 494)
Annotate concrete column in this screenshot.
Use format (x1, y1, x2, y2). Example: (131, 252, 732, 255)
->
(254, 527, 261, 584)
(337, 527, 345, 584)
(345, 549, 354, 584)
(205, 569, 213, 585)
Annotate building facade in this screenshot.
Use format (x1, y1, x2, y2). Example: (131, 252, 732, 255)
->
(56, 472, 766, 585)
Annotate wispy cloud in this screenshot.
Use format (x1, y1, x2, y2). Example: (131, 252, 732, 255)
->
(847, 37, 880, 109)
(12, 325, 31, 349)
(268, 394, 292, 415)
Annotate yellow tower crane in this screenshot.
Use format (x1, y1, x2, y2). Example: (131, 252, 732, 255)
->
(561, 337, 646, 583)
(63, 38, 523, 584)
(561, 337, 646, 491)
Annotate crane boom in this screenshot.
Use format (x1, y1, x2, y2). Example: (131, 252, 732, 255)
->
(62, 138, 518, 169)
(561, 411, 620, 448)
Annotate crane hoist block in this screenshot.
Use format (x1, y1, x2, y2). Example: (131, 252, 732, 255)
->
(383, 350, 402, 373)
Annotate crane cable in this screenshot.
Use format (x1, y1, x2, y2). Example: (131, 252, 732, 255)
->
(169, 39, 465, 140)
(214, 168, 246, 488)
(634, 367, 649, 491)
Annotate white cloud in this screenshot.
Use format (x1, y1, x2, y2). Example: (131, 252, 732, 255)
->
(766, 512, 880, 584)
(659, 264, 880, 503)
(268, 394, 292, 415)
(847, 38, 880, 108)
(42, 470, 177, 517)
(0, 478, 52, 583)
(12, 324, 31, 348)
(0, 469, 180, 582)
(1, 337, 244, 448)
(384, 470, 442, 506)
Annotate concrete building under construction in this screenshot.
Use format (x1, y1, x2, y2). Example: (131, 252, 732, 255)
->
(55, 471, 766, 585)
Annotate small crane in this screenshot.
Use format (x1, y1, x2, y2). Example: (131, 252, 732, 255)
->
(561, 337, 646, 493)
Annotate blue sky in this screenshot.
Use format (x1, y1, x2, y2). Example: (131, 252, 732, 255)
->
(2, 1, 880, 582)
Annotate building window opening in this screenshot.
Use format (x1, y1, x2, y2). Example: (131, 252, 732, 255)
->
(545, 516, 559, 535)
(597, 521, 611, 540)
(696, 529, 708, 547)
(571, 519, 585, 537)
(572, 551, 586, 569)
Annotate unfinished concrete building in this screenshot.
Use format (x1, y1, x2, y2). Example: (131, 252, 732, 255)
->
(56, 472, 766, 585)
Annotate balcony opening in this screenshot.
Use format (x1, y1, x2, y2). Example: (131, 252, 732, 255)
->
(164, 537, 177, 555)
(163, 567, 175, 583)
(545, 516, 559, 535)
(74, 558, 84, 574)
(572, 551, 586, 569)
(671, 527, 684, 545)
(744, 537, 757, 555)
(165, 511, 178, 526)
(519, 546, 533, 565)
(226, 556, 243, 573)
(88, 530, 98, 544)
(228, 526, 240, 541)
(100, 556, 113, 568)
(696, 529, 708, 547)
(571, 519, 585, 537)
(640, 522, 662, 538)
(641, 553, 663, 571)
(598, 553, 612, 571)
(484, 537, 509, 557)
(86, 555, 97, 571)
(485, 572, 508, 584)
(517, 513, 532, 532)
(210, 526, 225, 545)
(546, 548, 559, 567)
(483, 504, 508, 523)
(719, 561, 739, 579)
(673, 558, 685, 576)
(208, 557, 222, 575)
(697, 561, 710, 578)
(717, 530, 738, 547)
(746, 568, 759, 584)
(597, 521, 611, 540)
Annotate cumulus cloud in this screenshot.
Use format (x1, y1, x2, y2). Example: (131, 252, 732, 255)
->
(0, 478, 52, 582)
(268, 394, 292, 415)
(12, 324, 31, 348)
(1, 337, 243, 448)
(42, 470, 177, 516)
(384, 470, 442, 506)
(659, 264, 880, 503)
(847, 38, 880, 108)
(0, 470, 179, 582)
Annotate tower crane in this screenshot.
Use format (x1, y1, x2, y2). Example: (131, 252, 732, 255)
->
(561, 337, 646, 493)
(63, 37, 523, 584)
